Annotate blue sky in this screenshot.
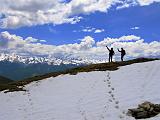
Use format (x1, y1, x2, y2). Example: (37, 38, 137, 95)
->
(1, 2, 160, 45)
(0, 0, 160, 61)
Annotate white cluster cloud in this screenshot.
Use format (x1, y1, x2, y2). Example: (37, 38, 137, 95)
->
(131, 27, 140, 30)
(116, 0, 138, 9)
(94, 29, 105, 33)
(117, 0, 160, 9)
(0, 0, 159, 28)
(82, 27, 96, 32)
(74, 27, 105, 33)
(0, 31, 160, 61)
(0, 0, 117, 28)
(0, 31, 96, 59)
(97, 35, 141, 46)
(137, 0, 160, 5)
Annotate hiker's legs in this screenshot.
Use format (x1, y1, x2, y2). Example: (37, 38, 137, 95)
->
(109, 56, 111, 62)
(121, 55, 124, 61)
(121, 55, 123, 61)
(111, 55, 113, 62)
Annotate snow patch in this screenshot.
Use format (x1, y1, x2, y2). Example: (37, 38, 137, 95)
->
(0, 60, 160, 120)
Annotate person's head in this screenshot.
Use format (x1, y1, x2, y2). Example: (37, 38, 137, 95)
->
(121, 48, 123, 50)
(111, 48, 113, 50)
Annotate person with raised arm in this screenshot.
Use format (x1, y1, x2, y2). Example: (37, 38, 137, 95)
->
(117, 48, 126, 61)
(106, 46, 115, 62)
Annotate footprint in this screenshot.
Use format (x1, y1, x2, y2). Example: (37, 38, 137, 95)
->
(30, 102, 33, 105)
(108, 91, 112, 94)
(84, 116, 88, 120)
(108, 82, 111, 84)
(110, 94, 114, 98)
(80, 111, 88, 120)
(111, 88, 115, 91)
(108, 99, 113, 102)
(115, 105, 119, 109)
(24, 108, 27, 112)
(99, 114, 105, 119)
(81, 111, 85, 116)
(112, 97, 115, 100)
(115, 101, 119, 104)
(23, 93, 27, 95)
(119, 114, 125, 119)
(79, 98, 83, 102)
(122, 110, 126, 115)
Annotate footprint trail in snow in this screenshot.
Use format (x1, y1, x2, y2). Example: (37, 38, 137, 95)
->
(77, 71, 128, 120)
(104, 72, 128, 120)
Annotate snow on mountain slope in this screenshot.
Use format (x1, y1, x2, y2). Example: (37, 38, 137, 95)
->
(0, 53, 106, 65)
(0, 60, 160, 120)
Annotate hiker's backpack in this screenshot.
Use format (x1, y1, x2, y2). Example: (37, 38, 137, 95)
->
(123, 50, 126, 55)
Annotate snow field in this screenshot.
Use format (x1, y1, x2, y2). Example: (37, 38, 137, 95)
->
(0, 60, 160, 120)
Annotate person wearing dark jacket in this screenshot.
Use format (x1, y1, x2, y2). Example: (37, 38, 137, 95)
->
(118, 48, 126, 61)
(106, 46, 115, 62)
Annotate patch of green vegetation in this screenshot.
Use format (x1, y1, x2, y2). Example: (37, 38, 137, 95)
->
(0, 58, 159, 93)
(0, 76, 13, 84)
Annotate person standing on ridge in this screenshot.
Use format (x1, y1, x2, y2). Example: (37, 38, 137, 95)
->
(117, 48, 126, 61)
(106, 46, 115, 62)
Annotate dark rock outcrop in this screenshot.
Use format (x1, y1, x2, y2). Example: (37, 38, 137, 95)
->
(127, 101, 160, 119)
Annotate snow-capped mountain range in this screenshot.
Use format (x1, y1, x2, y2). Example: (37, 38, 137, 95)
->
(0, 53, 106, 65)
(0, 53, 107, 80)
